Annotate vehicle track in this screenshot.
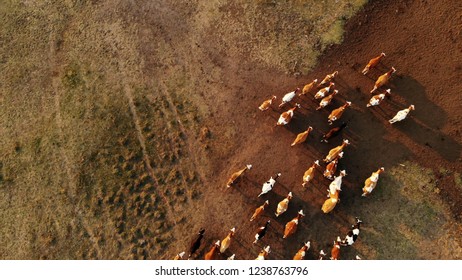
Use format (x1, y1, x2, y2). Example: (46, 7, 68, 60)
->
(49, 28, 104, 259)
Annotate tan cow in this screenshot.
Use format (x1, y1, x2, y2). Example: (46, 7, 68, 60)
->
(320, 71, 338, 86)
(362, 167, 385, 196)
(370, 67, 396, 93)
(283, 210, 305, 239)
(204, 240, 220, 260)
(250, 200, 269, 222)
(323, 157, 340, 180)
(300, 79, 318, 96)
(259, 96, 277, 111)
(367, 89, 391, 107)
(324, 139, 350, 163)
(276, 104, 301, 126)
(362, 52, 385, 75)
(226, 164, 252, 189)
(314, 82, 335, 99)
(330, 236, 342, 260)
(275, 192, 293, 217)
(291, 126, 313, 146)
(293, 241, 311, 260)
(321, 189, 340, 214)
(328, 101, 351, 125)
(316, 90, 338, 110)
(302, 160, 320, 187)
(220, 227, 236, 253)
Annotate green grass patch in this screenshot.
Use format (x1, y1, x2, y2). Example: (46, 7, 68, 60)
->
(320, 19, 345, 47)
(454, 172, 462, 193)
(62, 63, 84, 89)
(354, 161, 452, 259)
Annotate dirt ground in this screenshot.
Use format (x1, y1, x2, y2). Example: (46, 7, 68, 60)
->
(1, 0, 461, 260)
(176, 0, 462, 260)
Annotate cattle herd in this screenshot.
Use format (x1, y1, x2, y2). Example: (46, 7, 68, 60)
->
(174, 53, 416, 260)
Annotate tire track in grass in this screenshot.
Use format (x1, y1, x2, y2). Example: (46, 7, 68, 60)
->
(146, 84, 199, 196)
(103, 25, 188, 257)
(158, 80, 206, 185)
(152, 98, 190, 203)
(100, 20, 179, 225)
(48, 28, 103, 259)
(122, 82, 177, 227)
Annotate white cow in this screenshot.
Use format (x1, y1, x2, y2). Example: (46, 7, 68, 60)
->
(278, 88, 300, 108)
(328, 170, 347, 196)
(258, 173, 281, 197)
(389, 105, 415, 124)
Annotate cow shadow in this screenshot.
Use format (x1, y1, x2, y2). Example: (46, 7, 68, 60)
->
(389, 76, 461, 162)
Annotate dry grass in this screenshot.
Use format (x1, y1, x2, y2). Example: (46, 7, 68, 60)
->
(206, 0, 368, 74)
(455, 173, 462, 191)
(351, 162, 462, 259)
(0, 0, 201, 259)
(7, 0, 460, 260)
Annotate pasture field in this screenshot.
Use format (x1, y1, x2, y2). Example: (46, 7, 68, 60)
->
(1, 0, 461, 259)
